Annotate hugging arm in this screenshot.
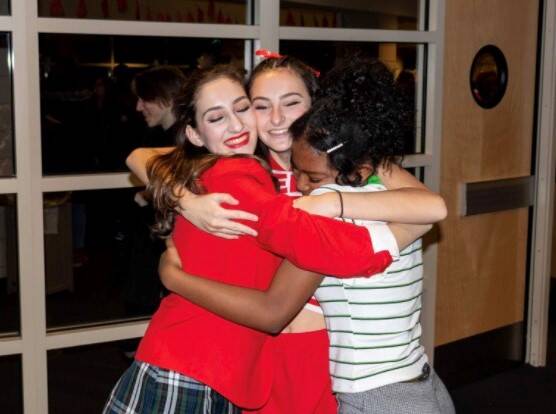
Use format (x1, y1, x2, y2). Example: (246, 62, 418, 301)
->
(211, 164, 395, 277)
(126, 146, 258, 238)
(161, 241, 322, 334)
(126, 147, 173, 185)
(293, 164, 447, 224)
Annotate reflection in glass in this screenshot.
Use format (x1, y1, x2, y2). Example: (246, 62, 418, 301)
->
(39, 34, 246, 175)
(48, 341, 132, 414)
(0, 33, 14, 176)
(280, 0, 423, 30)
(38, 0, 248, 24)
(0, 0, 9, 15)
(281, 40, 424, 154)
(44, 188, 167, 328)
(0, 355, 23, 414)
(470, 45, 508, 109)
(0, 194, 19, 335)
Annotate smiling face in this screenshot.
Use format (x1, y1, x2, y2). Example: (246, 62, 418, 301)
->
(186, 76, 258, 156)
(250, 68, 311, 163)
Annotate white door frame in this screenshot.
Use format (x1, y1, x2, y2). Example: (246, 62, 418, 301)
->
(527, 0, 556, 367)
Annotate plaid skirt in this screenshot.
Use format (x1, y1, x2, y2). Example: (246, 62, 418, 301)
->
(103, 361, 241, 414)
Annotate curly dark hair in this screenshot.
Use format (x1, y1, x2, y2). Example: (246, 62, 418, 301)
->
(290, 58, 413, 186)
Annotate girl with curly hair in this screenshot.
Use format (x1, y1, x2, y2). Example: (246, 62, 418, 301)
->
(157, 58, 455, 414)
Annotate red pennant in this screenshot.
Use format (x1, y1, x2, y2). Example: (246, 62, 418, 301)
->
(225, 15, 232, 24)
(313, 15, 320, 27)
(286, 10, 295, 26)
(255, 49, 284, 59)
(217, 9, 224, 23)
(50, 0, 65, 17)
(208, 0, 215, 22)
(76, 0, 87, 18)
(117, 0, 128, 13)
(135, 0, 141, 20)
(197, 7, 204, 23)
(101, 0, 109, 18)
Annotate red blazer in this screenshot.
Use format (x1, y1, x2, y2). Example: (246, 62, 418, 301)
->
(136, 158, 392, 409)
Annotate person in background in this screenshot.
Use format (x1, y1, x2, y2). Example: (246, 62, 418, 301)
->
(121, 66, 186, 358)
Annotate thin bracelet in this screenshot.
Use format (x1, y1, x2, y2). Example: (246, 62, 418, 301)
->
(337, 190, 344, 218)
(321, 186, 344, 218)
(322, 187, 344, 218)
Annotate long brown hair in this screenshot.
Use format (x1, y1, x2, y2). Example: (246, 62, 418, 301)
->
(146, 64, 247, 238)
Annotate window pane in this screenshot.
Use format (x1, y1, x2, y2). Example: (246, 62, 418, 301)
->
(0, 194, 19, 335)
(38, 0, 249, 24)
(39, 34, 246, 175)
(48, 341, 133, 414)
(0, 33, 14, 176)
(44, 188, 166, 328)
(280, 40, 425, 154)
(0, 355, 23, 414)
(280, 0, 424, 30)
(0, 1, 8, 15)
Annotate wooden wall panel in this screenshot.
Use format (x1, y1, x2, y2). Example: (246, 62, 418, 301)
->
(436, 0, 539, 346)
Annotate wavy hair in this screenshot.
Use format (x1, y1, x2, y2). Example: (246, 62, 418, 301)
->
(146, 65, 247, 237)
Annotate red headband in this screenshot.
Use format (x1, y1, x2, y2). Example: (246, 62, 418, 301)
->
(255, 48, 284, 59)
(255, 48, 320, 78)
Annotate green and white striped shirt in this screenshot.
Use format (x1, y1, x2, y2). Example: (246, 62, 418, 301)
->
(311, 184, 427, 393)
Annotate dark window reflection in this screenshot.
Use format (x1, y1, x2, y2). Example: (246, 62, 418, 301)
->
(0, 355, 23, 414)
(45, 188, 166, 328)
(0, 33, 14, 176)
(280, 0, 422, 30)
(38, 0, 248, 24)
(470, 45, 508, 109)
(0, 1, 9, 15)
(39, 34, 245, 175)
(281, 40, 423, 154)
(48, 341, 132, 414)
(0, 194, 19, 335)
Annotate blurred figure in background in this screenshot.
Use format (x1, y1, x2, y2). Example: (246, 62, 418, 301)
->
(122, 66, 186, 358)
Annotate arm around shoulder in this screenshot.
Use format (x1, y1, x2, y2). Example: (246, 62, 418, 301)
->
(126, 147, 174, 185)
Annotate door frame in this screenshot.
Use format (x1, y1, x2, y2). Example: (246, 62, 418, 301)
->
(527, 0, 556, 367)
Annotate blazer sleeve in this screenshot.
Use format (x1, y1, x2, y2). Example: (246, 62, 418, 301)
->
(206, 160, 393, 277)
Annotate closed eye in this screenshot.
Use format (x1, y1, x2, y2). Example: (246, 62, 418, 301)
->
(236, 105, 251, 113)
